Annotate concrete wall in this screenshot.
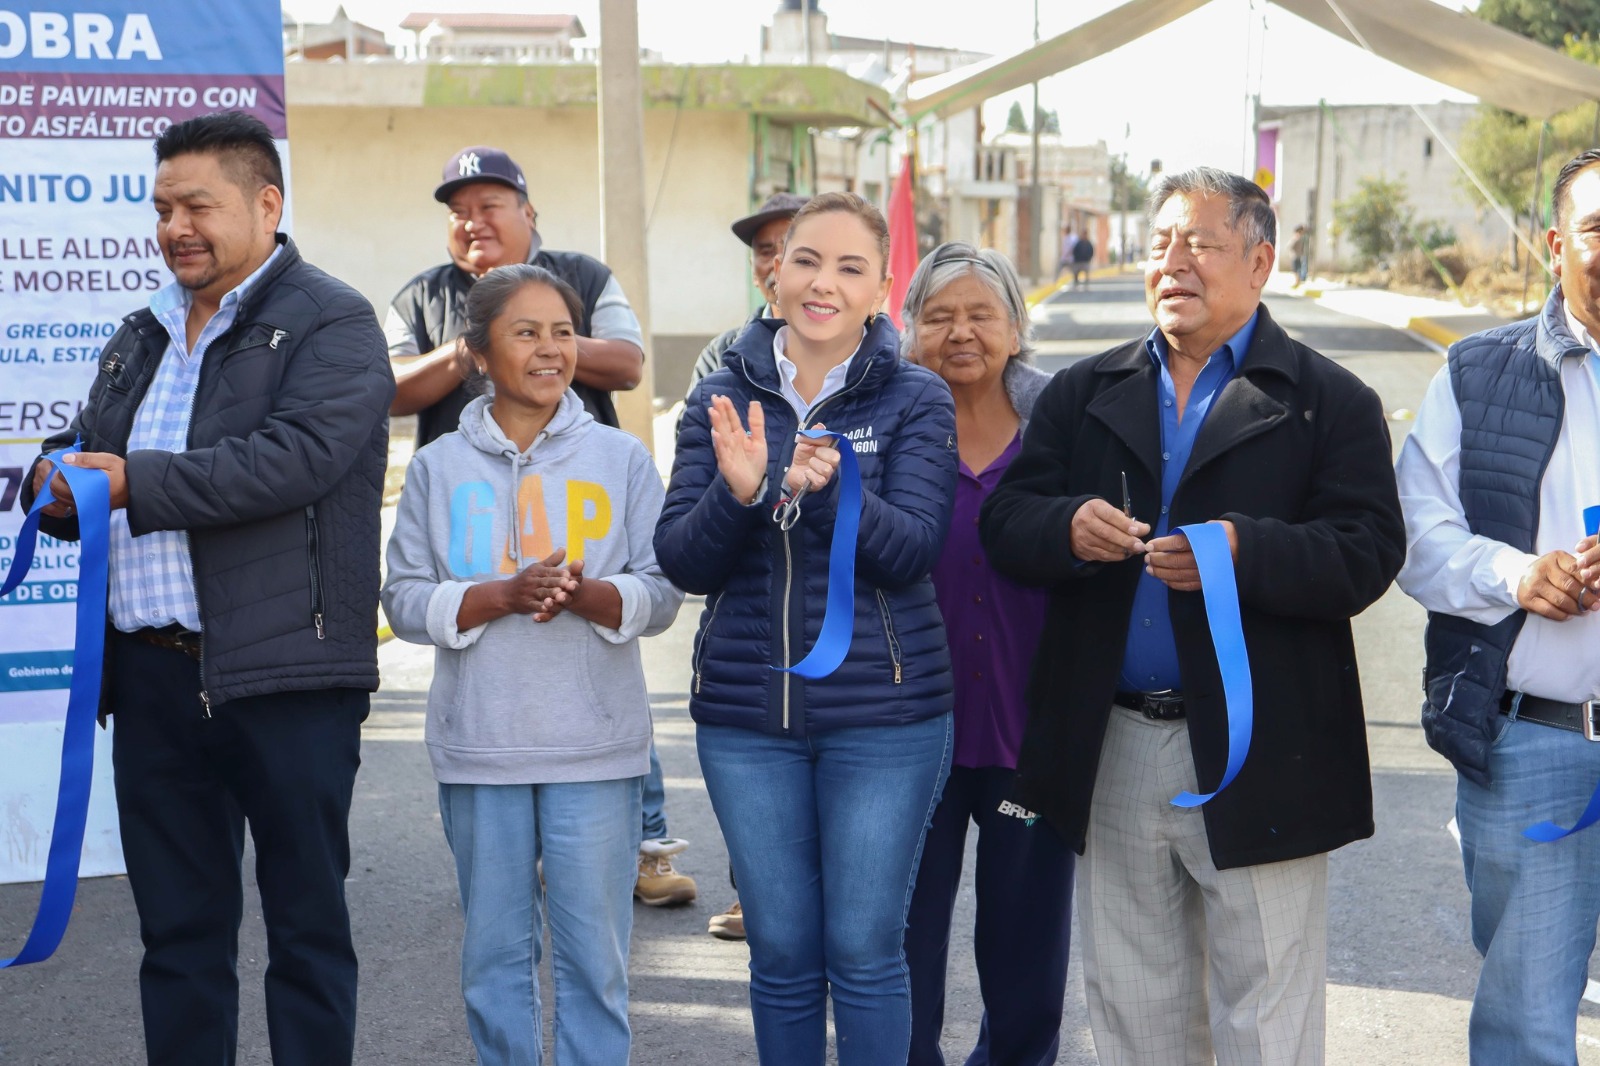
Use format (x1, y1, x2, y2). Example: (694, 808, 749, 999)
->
(284, 104, 755, 401)
(1267, 102, 1504, 272)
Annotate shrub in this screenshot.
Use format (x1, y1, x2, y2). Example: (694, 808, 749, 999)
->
(1333, 177, 1412, 268)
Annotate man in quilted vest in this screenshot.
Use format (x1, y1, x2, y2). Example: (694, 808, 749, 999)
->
(1398, 147, 1600, 1065)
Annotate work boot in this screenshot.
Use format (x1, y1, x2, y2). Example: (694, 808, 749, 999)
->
(635, 838, 697, 906)
(708, 899, 745, 941)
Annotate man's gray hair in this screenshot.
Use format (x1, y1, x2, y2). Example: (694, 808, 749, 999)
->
(899, 242, 1035, 362)
(1147, 167, 1276, 252)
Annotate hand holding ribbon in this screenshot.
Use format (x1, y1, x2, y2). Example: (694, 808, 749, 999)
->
(1, 440, 111, 968)
(1522, 505, 1600, 842)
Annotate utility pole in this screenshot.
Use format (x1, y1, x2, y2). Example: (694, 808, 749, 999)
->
(597, 0, 655, 451)
(1308, 100, 1325, 282)
(1029, 0, 1042, 283)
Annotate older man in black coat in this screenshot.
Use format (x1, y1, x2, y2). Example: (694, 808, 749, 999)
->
(980, 167, 1404, 1066)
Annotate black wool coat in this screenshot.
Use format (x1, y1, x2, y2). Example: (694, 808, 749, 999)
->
(979, 303, 1405, 869)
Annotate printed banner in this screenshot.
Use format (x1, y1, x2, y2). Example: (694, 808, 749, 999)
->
(0, 0, 288, 883)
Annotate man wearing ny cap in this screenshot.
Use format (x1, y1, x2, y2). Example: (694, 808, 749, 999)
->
(387, 146, 645, 446)
(682, 191, 809, 398)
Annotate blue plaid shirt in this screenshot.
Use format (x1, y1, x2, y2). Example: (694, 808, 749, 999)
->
(108, 247, 282, 633)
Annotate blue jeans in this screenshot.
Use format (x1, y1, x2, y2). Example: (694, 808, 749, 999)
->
(1457, 716, 1600, 1066)
(642, 739, 667, 842)
(438, 778, 642, 1066)
(697, 714, 953, 1066)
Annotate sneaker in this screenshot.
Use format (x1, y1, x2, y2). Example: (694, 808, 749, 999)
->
(707, 899, 745, 941)
(635, 838, 697, 906)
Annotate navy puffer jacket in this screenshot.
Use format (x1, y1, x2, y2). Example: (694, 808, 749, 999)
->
(655, 315, 957, 736)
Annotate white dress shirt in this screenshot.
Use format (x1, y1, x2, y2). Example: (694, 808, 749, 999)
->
(1395, 302, 1600, 701)
(770, 324, 867, 425)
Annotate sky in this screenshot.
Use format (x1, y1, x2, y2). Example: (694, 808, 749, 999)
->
(280, 0, 1479, 175)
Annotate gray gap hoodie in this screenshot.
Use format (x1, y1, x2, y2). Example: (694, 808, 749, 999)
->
(382, 391, 683, 784)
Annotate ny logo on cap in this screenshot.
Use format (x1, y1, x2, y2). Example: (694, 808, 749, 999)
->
(458, 152, 481, 178)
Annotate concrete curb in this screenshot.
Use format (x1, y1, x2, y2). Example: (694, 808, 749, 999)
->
(1405, 316, 1468, 349)
(1025, 265, 1130, 307)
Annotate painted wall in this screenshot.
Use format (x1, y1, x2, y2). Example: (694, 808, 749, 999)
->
(284, 104, 756, 401)
(1267, 102, 1505, 271)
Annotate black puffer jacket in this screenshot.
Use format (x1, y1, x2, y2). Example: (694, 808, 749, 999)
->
(23, 236, 395, 707)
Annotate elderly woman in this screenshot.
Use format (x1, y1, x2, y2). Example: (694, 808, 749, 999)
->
(901, 243, 1075, 1066)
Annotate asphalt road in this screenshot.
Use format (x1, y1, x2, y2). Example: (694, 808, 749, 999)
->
(5, 274, 1599, 1064)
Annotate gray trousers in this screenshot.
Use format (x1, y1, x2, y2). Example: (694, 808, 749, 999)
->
(1080, 703, 1329, 1066)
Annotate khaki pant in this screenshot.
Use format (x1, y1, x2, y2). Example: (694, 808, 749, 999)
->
(1080, 703, 1328, 1066)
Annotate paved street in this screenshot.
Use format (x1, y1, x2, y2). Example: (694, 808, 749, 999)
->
(5, 274, 1600, 1063)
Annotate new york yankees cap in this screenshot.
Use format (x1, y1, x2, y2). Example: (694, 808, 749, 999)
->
(434, 146, 528, 203)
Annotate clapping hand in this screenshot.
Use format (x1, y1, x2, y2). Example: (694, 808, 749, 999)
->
(709, 395, 767, 505)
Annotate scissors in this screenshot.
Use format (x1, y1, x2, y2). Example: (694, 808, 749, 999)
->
(774, 481, 810, 532)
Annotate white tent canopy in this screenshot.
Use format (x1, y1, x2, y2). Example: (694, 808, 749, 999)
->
(905, 0, 1600, 122)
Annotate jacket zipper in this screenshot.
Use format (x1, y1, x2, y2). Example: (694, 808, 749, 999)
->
(733, 348, 872, 734)
(178, 322, 212, 715)
(775, 382, 868, 731)
(305, 505, 326, 639)
(781, 527, 794, 728)
(184, 320, 261, 714)
(875, 589, 903, 684)
(692, 591, 724, 693)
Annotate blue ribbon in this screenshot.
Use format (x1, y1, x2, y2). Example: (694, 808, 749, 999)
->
(1170, 522, 1255, 808)
(1521, 505, 1600, 842)
(0, 441, 110, 968)
(777, 430, 861, 680)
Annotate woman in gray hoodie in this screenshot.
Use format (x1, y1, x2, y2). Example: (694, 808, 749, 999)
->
(382, 264, 682, 1066)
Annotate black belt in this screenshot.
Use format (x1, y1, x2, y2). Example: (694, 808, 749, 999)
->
(1499, 691, 1600, 741)
(127, 623, 201, 661)
(1114, 690, 1186, 721)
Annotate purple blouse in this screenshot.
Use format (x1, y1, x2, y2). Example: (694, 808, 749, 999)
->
(930, 433, 1049, 770)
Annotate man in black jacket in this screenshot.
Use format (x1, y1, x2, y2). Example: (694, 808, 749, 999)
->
(981, 167, 1404, 1066)
(385, 145, 644, 446)
(25, 112, 393, 1065)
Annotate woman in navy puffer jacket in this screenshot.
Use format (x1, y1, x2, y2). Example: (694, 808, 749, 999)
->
(655, 192, 957, 1065)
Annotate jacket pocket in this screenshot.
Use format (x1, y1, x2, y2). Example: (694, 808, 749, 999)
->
(305, 505, 325, 640)
(692, 591, 725, 694)
(875, 589, 903, 685)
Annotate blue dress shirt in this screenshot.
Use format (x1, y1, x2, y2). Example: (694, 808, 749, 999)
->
(1118, 310, 1259, 692)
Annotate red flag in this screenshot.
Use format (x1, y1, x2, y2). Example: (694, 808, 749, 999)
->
(886, 154, 918, 329)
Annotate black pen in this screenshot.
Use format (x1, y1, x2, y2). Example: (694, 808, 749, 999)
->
(1121, 470, 1132, 520)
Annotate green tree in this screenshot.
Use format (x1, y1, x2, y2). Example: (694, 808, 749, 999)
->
(1005, 101, 1027, 133)
(1332, 177, 1412, 267)
(1035, 107, 1060, 135)
(1475, 0, 1600, 49)
(1458, 103, 1594, 235)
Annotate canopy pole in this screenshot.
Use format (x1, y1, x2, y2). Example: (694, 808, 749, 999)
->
(1522, 121, 1548, 311)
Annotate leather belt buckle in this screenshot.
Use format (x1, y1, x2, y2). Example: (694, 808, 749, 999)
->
(1584, 700, 1600, 743)
(1116, 689, 1186, 721)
